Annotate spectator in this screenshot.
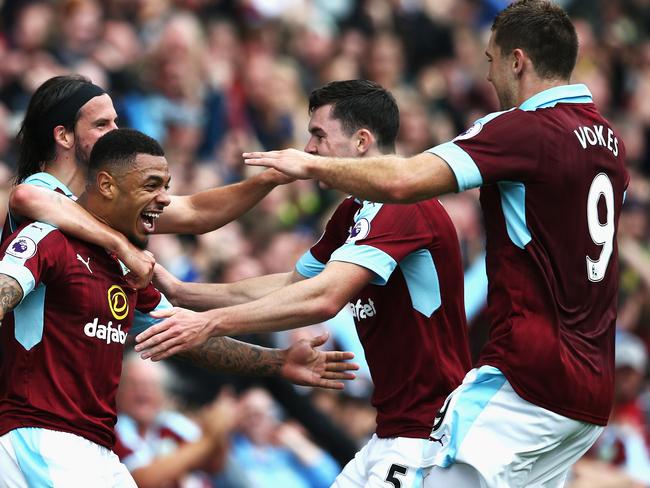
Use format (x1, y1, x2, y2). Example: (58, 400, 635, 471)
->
(115, 353, 240, 488)
(231, 387, 339, 488)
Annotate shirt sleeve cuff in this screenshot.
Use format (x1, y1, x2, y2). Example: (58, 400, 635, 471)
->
(428, 141, 483, 191)
(329, 245, 396, 286)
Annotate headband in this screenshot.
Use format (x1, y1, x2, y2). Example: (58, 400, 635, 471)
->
(38, 83, 107, 138)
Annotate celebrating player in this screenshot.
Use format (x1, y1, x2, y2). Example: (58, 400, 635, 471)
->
(135, 79, 472, 487)
(0, 129, 356, 487)
(6, 75, 291, 286)
(243, 1, 629, 486)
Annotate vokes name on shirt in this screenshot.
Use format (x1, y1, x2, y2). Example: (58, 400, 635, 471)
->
(574, 124, 619, 156)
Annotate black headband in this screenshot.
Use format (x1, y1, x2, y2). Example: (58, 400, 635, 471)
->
(38, 83, 107, 138)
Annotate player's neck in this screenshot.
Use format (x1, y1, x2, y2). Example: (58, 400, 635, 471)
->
(75, 193, 112, 229)
(43, 152, 87, 195)
(518, 77, 571, 106)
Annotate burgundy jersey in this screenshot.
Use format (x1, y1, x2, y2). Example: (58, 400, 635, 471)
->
(0, 221, 169, 448)
(429, 84, 629, 425)
(297, 197, 470, 438)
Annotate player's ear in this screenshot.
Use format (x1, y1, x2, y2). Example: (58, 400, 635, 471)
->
(52, 125, 74, 150)
(96, 170, 117, 199)
(512, 48, 526, 77)
(355, 129, 375, 156)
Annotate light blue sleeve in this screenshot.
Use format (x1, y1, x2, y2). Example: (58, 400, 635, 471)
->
(296, 250, 325, 278)
(428, 141, 483, 192)
(329, 244, 396, 286)
(0, 222, 58, 302)
(130, 294, 173, 335)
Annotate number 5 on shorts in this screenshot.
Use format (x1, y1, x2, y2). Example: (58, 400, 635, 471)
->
(385, 464, 408, 487)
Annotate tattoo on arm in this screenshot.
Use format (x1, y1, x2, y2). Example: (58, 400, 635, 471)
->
(180, 336, 284, 376)
(0, 274, 23, 318)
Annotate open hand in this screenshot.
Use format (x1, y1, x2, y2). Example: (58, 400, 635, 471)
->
(243, 149, 317, 180)
(281, 332, 359, 390)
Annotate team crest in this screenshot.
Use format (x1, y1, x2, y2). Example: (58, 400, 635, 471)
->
(454, 121, 483, 141)
(108, 285, 129, 320)
(346, 218, 371, 243)
(6, 236, 37, 259)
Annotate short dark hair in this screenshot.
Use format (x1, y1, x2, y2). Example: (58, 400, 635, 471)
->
(492, 0, 578, 80)
(16, 75, 103, 184)
(309, 80, 399, 154)
(88, 128, 164, 181)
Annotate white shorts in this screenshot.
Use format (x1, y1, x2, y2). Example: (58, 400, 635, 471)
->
(0, 428, 136, 488)
(331, 434, 441, 488)
(422, 366, 604, 488)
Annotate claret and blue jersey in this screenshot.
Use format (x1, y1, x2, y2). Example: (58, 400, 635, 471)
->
(0, 173, 171, 449)
(297, 196, 471, 439)
(428, 84, 629, 426)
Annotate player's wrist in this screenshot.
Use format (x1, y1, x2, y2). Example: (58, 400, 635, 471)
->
(204, 311, 230, 338)
(303, 153, 321, 179)
(108, 229, 131, 255)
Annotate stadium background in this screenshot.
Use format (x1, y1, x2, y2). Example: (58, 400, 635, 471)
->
(1, 0, 649, 486)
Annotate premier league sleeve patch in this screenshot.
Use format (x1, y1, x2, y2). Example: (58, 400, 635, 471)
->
(453, 121, 483, 141)
(346, 218, 371, 243)
(6, 236, 37, 259)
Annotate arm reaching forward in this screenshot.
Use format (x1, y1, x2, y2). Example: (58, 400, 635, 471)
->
(9, 170, 292, 287)
(243, 149, 458, 203)
(136, 261, 372, 360)
(155, 169, 293, 234)
(153, 263, 303, 310)
(179, 332, 358, 390)
(10, 184, 155, 288)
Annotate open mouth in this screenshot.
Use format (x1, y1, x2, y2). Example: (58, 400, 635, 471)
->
(140, 211, 161, 233)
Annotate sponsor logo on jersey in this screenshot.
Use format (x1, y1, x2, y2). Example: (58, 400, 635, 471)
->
(108, 285, 129, 320)
(349, 298, 377, 320)
(6, 236, 37, 259)
(76, 254, 92, 274)
(84, 318, 127, 345)
(346, 218, 371, 243)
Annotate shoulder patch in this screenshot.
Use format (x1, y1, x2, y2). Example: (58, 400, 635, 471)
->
(346, 218, 371, 243)
(454, 121, 483, 141)
(6, 236, 37, 259)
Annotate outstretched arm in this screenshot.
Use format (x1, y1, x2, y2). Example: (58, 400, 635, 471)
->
(136, 261, 372, 360)
(10, 184, 155, 288)
(155, 169, 292, 234)
(179, 332, 358, 390)
(0, 273, 23, 321)
(243, 149, 457, 203)
(154, 264, 304, 310)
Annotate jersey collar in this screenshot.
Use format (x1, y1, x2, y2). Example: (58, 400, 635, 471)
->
(24, 172, 76, 199)
(519, 83, 593, 112)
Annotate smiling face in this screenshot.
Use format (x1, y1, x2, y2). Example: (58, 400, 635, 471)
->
(108, 153, 171, 248)
(304, 104, 358, 157)
(73, 93, 118, 165)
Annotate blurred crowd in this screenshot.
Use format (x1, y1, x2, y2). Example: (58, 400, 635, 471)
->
(1, 0, 650, 486)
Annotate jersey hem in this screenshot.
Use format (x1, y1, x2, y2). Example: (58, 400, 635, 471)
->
(0, 417, 115, 450)
(376, 426, 433, 439)
(477, 360, 609, 426)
